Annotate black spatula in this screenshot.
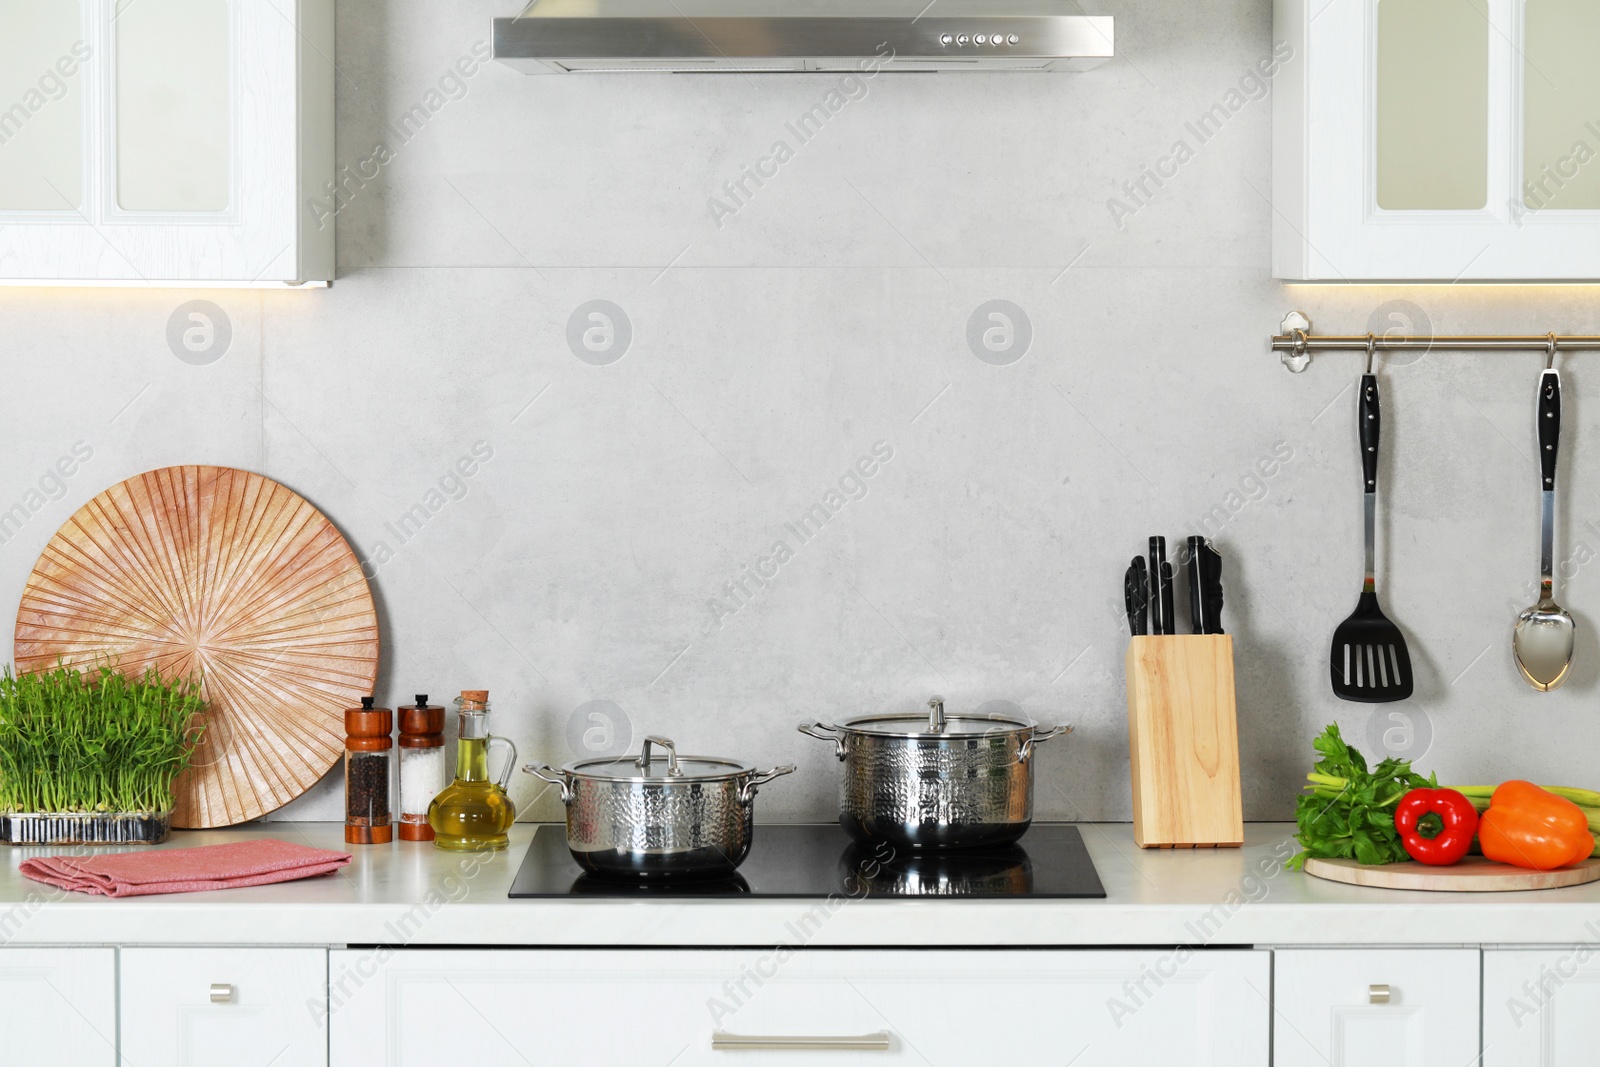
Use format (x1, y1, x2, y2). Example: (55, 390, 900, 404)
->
(1330, 372, 1413, 702)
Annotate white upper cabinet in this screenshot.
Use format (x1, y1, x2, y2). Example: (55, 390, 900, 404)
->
(1274, 0, 1600, 281)
(0, 0, 333, 287)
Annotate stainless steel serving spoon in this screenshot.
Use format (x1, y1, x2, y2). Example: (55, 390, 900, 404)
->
(1514, 366, 1575, 691)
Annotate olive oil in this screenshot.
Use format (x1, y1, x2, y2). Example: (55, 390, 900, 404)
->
(427, 691, 517, 851)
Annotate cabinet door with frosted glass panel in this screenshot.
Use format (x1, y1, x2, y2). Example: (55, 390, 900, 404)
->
(1274, 0, 1600, 281)
(0, 0, 333, 286)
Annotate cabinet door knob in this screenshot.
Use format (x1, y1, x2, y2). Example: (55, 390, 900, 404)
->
(1368, 983, 1391, 1004)
(209, 983, 235, 1003)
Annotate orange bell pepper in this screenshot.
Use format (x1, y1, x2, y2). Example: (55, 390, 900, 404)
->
(1478, 780, 1595, 871)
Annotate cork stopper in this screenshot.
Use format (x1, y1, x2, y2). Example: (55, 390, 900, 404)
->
(399, 694, 446, 746)
(345, 698, 393, 750)
(458, 689, 489, 710)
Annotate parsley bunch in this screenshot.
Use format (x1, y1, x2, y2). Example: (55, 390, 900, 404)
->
(1289, 723, 1436, 869)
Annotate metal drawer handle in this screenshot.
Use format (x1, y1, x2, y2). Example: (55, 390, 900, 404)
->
(209, 983, 234, 1004)
(711, 1031, 891, 1052)
(1369, 984, 1391, 1005)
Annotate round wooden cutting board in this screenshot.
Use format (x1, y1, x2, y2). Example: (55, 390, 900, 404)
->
(1304, 854, 1600, 892)
(14, 466, 379, 828)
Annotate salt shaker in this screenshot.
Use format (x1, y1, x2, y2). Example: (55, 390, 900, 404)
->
(344, 697, 393, 845)
(397, 694, 446, 841)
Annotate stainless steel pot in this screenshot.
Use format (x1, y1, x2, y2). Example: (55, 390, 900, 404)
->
(799, 697, 1070, 850)
(524, 736, 794, 879)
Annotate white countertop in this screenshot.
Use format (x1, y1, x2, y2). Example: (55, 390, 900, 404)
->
(4, 822, 1599, 948)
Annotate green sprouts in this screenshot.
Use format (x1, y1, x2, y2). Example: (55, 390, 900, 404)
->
(0, 664, 206, 814)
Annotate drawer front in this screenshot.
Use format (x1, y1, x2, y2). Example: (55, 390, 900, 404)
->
(1483, 948, 1600, 1066)
(121, 947, 327, 1067)
(330, 948, 1269, 1066)
(1274, 949, 1480, 1067)
(0, 947, 116, 1066)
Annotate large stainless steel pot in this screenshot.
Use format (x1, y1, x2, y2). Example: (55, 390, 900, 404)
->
(799, 697, 1070, 850)
(524, 736, 794, 879)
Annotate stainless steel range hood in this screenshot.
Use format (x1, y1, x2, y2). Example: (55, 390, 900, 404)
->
(493, 0, 1113, 74)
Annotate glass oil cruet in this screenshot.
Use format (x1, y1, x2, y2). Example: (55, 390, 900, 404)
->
(426, 690, 517, 851)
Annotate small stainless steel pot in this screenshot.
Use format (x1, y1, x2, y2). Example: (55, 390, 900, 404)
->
(524, 736, 794, 879)
(799, 697, 1070, 850)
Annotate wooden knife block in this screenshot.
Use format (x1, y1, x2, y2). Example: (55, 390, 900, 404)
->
(1125, 635, 1244, 849)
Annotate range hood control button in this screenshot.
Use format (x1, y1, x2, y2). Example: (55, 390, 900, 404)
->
(974, 34, 987, 44)
(1008, 33, 1021, 45)
(940, 33, 953, 45)
(956, 33, 970, 45)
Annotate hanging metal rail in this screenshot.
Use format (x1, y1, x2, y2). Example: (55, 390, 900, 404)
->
(1272, 311, 1600, 373)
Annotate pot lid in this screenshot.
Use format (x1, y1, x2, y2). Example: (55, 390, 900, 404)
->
(565, 735, 756, 782)
(839, 713, 1040, 738)
(840, 697, 1039, 738)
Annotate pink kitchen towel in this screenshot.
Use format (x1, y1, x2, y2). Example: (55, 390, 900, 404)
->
(19, 839, 351, 898)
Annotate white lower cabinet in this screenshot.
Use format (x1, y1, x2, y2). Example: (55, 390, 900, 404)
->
(1274, 949, 1480, 1067)
(0, 947, 116, 1064)
(328, 948, 1270, 1066)
(120, 947, 328, 1067)
(1483, 948, 1600, 1065)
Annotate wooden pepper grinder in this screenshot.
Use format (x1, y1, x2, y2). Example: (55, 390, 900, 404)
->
(343, 697, 393, 845)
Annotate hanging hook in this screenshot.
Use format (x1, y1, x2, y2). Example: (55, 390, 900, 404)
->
(1547, 332, 1558, 370)
(1365, 333, 1377, 375)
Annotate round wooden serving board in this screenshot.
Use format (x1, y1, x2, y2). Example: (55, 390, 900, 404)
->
(14, 466, 379, 828)
(1304, 854, 1600, 892)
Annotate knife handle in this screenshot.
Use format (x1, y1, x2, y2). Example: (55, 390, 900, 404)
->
(1360, 373, 1379, 494)
(1148, 537, 1166, 635)
(1158, 562, 1176, 636)
(1200, 542, 1225, 635)
(1124, 564, 1138, 637)
(1139, 559, 1152, 633)
(1539, 369, 1560, 492)
(1185, 536, 1204, 634)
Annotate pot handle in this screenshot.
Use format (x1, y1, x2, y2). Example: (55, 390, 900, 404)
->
(797, 722, 847, 761)
(639, 735, 682, 777)
(1018, 724, 1073, 763)
(522, 762, 573, 805)
(739, 764, 797, 806)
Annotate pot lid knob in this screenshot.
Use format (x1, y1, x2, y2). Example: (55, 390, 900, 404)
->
(927, 696, 946, 733)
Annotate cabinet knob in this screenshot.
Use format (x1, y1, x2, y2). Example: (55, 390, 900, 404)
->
(1368, 983, 1391, 1004)
(209, 983, 235, 1004)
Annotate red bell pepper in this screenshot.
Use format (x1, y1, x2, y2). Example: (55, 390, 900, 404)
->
(1393, 787, 1478, 866)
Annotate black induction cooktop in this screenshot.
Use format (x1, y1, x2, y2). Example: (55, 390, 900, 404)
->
(507, 824, 1105, 898)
